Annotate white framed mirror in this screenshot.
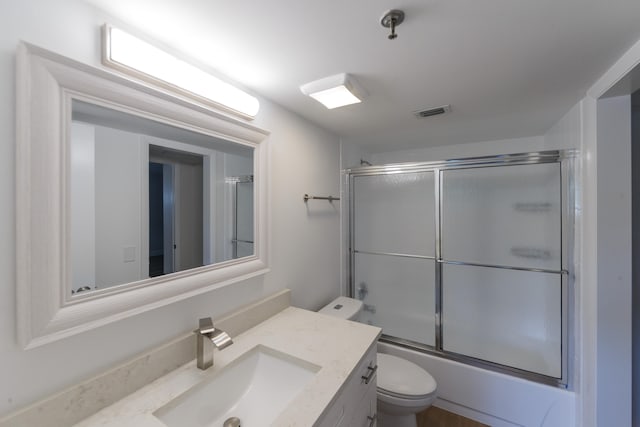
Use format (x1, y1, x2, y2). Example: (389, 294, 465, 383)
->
(16, 42, 269, 349)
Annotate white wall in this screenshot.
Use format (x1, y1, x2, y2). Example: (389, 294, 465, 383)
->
(224, 153, 252, 178)
(94, 126, 145, 289)
(70, 123, 97, 292)
(0, 0, 341, 417)
(253, 96, 342, 309)
(595, 95, 632, 427)
(577, 37, 640, 427)
(633, 93, 640, 427)
(371, 135, 547, 164)
(544, 103, 583, 152)
(340, 141, 372, 169)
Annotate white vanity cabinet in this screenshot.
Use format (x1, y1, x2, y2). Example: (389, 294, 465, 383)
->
(317, 344, 378, 427)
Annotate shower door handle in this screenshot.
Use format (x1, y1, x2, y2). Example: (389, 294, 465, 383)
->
(361, 364, 378, 384)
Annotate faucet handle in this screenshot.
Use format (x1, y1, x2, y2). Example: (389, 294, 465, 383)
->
(197, 317, 215, 334)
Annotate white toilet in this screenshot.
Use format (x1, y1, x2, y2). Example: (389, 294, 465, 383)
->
(319, 297, 437, 427)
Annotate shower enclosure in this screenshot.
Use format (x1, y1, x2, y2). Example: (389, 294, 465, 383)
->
(228, 175, 254, 259)
(345, 150, 574, 386)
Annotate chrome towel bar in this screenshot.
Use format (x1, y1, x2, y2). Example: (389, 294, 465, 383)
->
(303, 194, 340, 203)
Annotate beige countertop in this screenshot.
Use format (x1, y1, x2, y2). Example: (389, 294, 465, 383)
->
(71, 307, 381, 427)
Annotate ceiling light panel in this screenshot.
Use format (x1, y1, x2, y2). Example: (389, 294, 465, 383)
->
(300, 73, 367, 109)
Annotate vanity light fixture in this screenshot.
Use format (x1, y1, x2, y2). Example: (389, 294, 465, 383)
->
(300, 73, 367, 109)
(102, 24, 260, 119)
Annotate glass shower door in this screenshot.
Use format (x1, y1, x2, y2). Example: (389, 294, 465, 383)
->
(352, 171, 436, 347)
(233, 180, 254, 259)
(440, 163, 564, 377)
(348, 152, 571, 385)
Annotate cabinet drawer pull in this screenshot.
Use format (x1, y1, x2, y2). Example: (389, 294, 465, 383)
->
(361, 364, 378, 384)
(367, 413, 377, 427)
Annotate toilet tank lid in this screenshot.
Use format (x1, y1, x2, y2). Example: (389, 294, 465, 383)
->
(318, 296, 363, 320)
(377, 353, 437, 397)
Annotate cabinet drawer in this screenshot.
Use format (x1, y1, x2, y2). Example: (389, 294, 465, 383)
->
(336, 345, 377, 426)
(316, 399, 346, 427)
(347, 381, 377, 427)
(316, 344, 378, 427)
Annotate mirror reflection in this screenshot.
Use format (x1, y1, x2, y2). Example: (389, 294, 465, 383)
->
(70, 100, 254, 295)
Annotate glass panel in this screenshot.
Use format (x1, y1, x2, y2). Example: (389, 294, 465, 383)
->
(235, 181, 254, 258)
(441, 163, 561, 270)
(355, 253, 435, 346)
(442, 264, 562, 377)
(353, 172, 435, 256)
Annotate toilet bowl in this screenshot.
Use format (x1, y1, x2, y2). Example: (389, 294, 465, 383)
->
(376, 353, 437, 427)
(319, 297, 437, 427)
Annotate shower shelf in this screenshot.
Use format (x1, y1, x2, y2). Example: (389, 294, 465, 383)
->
(510, 247, 552, 260)
(513, 202, 552, 212)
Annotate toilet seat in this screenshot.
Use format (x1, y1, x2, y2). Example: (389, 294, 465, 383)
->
(376, 353, 437, 400)
(377, 387, 436, 411)
(378, 387, 434, 401)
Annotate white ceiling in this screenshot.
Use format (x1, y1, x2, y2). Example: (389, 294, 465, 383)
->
(85, 0, 640, 152)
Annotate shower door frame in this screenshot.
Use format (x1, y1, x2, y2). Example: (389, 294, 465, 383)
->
(344, 150, 576, 388)
(226, 175, 254, 260)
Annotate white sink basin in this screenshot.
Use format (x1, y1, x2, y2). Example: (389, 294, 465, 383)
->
(154, 345, 320, 427)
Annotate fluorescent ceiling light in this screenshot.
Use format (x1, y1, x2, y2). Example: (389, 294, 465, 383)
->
(300, 73, 367, 109)
(102, 24, 259, 119)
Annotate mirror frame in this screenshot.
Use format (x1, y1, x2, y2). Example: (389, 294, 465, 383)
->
(16, 42, 270, 349)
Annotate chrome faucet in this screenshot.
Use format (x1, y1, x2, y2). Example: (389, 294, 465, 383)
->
(195, 317, 233, 370)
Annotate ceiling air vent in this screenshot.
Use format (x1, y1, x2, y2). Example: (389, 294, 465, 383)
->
(414, 104, 451, 118)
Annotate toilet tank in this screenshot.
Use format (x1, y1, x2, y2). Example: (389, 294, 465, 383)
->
(318, 296, 363, 321)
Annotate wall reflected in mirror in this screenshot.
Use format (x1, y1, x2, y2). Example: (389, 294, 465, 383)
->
(70, 100, 254, 295)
